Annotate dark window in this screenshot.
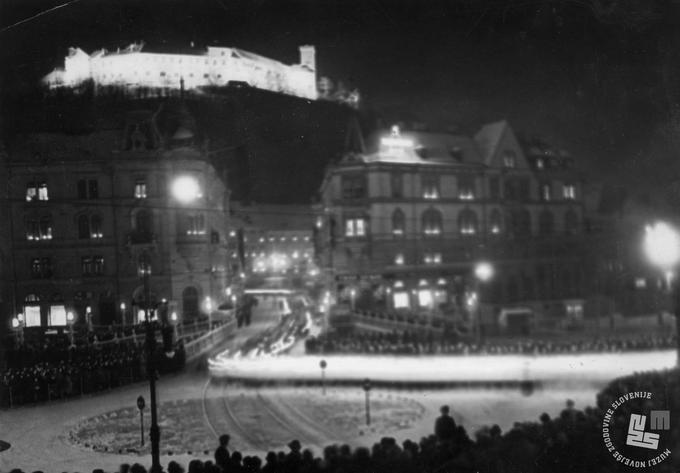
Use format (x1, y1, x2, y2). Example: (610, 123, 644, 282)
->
(211, 231, 220, 244)
(88, 180, 98, 199)
(504, 178, 517, 200)
(341, 175, 367, 199)
(518, 178, 530, 201)
(78, 215, 90, 239)
(391, 173, 403, 198)
(489, 177, 500, 200)
(565, 209, 579, 235)
(182, 286, 199, 318)
(135, 210, 152, 234)
(392, 208, 405, 235)
(77, 180, 87, 199)
(26, 219, 39, 240)
(81, 257, 92, 276)
(31, 257, 52, 278)
(489, 209, 502, 234)
(93, 256, 104, 275)
(539, 210, 554, 235)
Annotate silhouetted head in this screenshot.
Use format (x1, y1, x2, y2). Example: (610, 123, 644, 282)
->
(288, 439, 301, 452)
(219, 434, 230, 446)
(440, 405, 450, 415)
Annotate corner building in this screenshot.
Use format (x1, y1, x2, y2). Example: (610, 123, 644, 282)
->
(3, 101, 231, 329)
(318, 122, 586, 334)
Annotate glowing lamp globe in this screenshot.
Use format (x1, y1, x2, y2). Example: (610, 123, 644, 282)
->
(172, 176, 201, 203)
(644, 222, 680, 269)
(11, 318, 19, 329)
(474, 262, 494, 282)
(66, 311, 74, 322)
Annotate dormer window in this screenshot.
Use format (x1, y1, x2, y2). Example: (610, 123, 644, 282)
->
(503, 150, 516, 168)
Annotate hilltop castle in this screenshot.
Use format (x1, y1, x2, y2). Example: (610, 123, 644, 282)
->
(42, 42, 318, 100)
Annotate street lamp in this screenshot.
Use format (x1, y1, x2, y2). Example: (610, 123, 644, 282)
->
(171, 175, 201, 204)
(643, 222, 680, 365)
(205, 297, 213, 329)
(11, 314, 24, 346)
(66, 311, 75, 347)
(120, 302, 127, 327)
(473, 262, 494, 343)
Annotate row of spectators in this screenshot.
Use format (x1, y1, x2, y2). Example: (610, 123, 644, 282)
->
(9, 368, 679, 472)
(1, 337, 185, 407)
(304, 330, 677, 356)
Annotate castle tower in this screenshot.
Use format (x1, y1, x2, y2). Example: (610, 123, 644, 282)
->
(299, 45, 316, 71)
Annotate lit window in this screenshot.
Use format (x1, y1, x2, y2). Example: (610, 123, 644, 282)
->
(90, 215, 103, 239)
(458, 176, 475, 200)
(135, 180, 147, 199)
(39, 217, 53, 240)
(541, 183, 551, 201)
(392, 209, 405, 236)
(26, 183, 37, 201)
(422, 208, 442, 236)
(393, 291, 410, 309)
(489, 209, 502, 234)
(635, 278, 646, 289)
(26, 219, 39, 240)
(536, 158, 544, 169)
(38, 182, 49, 200)
(259, 237, 265, 243)
(394, 253, 405, 265)
(422, 175, 439, 199)
(503, 150, 516, 168)
(418, 289, 433, 308)
(563, 184, 576, 200)
(423, 253, 442, 264)
(186, 214, 206, 235)
(458, 209, 478, 235)
(345, 218, 367, 237)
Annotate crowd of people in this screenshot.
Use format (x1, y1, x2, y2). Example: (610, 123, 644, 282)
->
(7, 367, 680, 472)
(1, 334, 185, 407)
(304, 330, 677, 356)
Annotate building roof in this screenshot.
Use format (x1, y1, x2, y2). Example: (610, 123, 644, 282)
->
(359, 127, 483, 166)
(473, 120, 508, 165)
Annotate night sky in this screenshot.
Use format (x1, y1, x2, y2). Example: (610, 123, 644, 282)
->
(2, 0, 680, 193)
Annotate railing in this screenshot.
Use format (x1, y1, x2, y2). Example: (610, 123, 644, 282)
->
(184, 319, 236, 362)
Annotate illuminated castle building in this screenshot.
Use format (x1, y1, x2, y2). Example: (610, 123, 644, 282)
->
(42, 42, 318, 100)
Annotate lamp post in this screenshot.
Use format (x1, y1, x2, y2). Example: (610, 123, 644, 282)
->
(643, 222, 680, 366)
(473, 262, 494, 344)
(205, 296, 213, 330)
(11, 314, 24, 346)
(66, 311, 75, 347)
(120, 302, 127, 328)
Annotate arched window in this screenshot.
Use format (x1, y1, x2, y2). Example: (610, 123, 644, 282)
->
(422, 208, 442, 236)
(489, 209, 502, 234)
(392, 208, 405, 236)
(182, 286, 199, 318)
(565, 209, 579, 235)
(538, 210, 554, 236)
(135, 210, 152, 234)
(458, 209, 478, 235)
(78, 215, 90, 239)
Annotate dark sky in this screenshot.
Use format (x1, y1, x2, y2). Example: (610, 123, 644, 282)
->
(2, 0, 680, 189)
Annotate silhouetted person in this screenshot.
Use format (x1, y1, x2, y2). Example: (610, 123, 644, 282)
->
(168, 461, 184, 473)
(435, 405, 457, 441)
(214, 434, 231, 468)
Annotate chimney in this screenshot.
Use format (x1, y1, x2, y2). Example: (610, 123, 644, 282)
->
(299, 45, 316, 71)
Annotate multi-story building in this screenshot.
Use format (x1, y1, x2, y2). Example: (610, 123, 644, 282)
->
(229, 204, 318, 286)
(317, 122, 586, 333)
(1, 100, 231, 329)
(42, 42, 318, 100)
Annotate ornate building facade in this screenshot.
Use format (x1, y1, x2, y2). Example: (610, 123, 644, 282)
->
(317, 122, 587, 334)
(1, 100, 232, 329)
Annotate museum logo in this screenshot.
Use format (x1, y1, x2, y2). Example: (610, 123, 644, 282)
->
(602, 391, 671, 468)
